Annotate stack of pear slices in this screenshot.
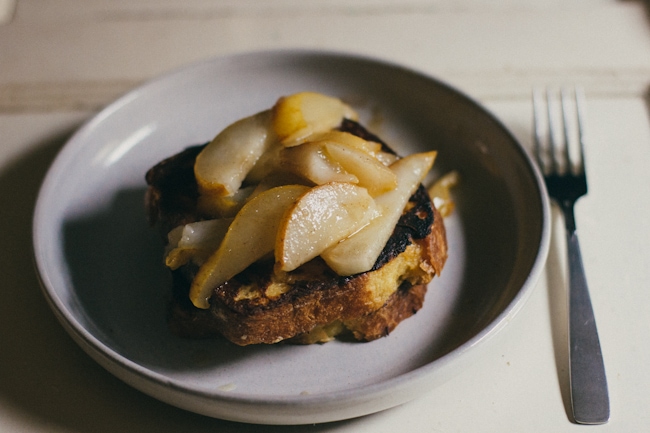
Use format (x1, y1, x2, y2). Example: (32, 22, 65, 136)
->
(165, 92, 438, 309)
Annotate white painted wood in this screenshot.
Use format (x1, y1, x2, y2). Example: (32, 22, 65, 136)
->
(0, 1, 649, 111)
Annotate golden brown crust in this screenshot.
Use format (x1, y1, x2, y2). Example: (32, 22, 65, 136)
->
(419, 202, 448, 277)
(167, 211, 446, 346)
(344, 283, 427, 341)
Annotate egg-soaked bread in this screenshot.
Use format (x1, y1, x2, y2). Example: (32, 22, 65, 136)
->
(146, 120, 447, 345)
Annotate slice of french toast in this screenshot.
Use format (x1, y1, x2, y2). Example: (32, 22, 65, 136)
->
(146, 119, 447, 346)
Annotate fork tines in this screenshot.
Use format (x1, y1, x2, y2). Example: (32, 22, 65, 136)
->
(533, 86, 586, 177)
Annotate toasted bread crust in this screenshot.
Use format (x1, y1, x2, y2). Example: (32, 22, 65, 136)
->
(148, 120, 447, 346)
(166, 194, 446, 345)
(344, 283, 428, 341)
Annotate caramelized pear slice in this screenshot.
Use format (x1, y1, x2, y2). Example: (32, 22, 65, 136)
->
(279, 142, 358, 185)
(276, 182, 379, 272)
(246, 172, 311, 202)
(311, 130, 382, 155)
(245, 141, 358, 186)
(374, 151, 400, 167)
(310, 130, 398, 166)
(190, 185, 310, 309)
(197, 185, 255, 218)
(321, 151, 437, 276)
(428, 170, 460, 218)
(194, 110, 273, 198)
(323, 142, 397, 196)
(165, 218, 233, 270)
(272, 92, 358, 147)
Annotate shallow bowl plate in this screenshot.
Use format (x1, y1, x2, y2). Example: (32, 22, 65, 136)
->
(33, 50, 550, 425)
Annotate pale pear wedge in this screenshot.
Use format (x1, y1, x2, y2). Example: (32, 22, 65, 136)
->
(190, 184, 310, 309)
(272, 92, 358, 147)
(311, 130, 382, 155)
(243, 139, 283, 183)
(310, 129, 397, 166)
(311, 130, 399, 166)
(194, 110, 274, 198)
(246, 138, 359, 185)
(276, 182, 379, 272)
(245, 141, 358, 186)
(196, 185, 255, 218)
(165, 218, 233, 269)
(246, 172, 312, 202)
(374, 151, 400, 167)
(323, 142, 397, 196)
(428, 170, 460, 218)
(278, 142, 358, 185)
(321, 151, 437, 276)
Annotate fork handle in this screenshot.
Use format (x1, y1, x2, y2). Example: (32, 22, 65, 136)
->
(565, 221, 610, 424)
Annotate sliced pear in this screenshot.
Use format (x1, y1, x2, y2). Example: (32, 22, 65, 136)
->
(276, 182, 379, 272)
(323, 142, 397, 196)
(196, 185, 255, 218)
(272, 92, 358, 147)
(194, 110, 274, 198)
(321, 151, 437, 276)
(190, 185, 310, 309)
(428, 170, 460, 218)
(279, 142, 358, 185)
(311, 130, 398, 167)
(246, 172, 311, 202)
(245, 141, 358, 186)
(165, 218, 233, 270)
(311, 130, 382, 155)
(243, 139, 283, 183)
(374, 151, 400, 166)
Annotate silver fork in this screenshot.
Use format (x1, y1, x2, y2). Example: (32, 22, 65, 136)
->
(533, 87, 610, 425)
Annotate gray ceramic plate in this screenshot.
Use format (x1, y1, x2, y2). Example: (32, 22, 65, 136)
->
(33, 50, 550, 425)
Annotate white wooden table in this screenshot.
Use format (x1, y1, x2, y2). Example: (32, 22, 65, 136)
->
(2, 1, 650, 431)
